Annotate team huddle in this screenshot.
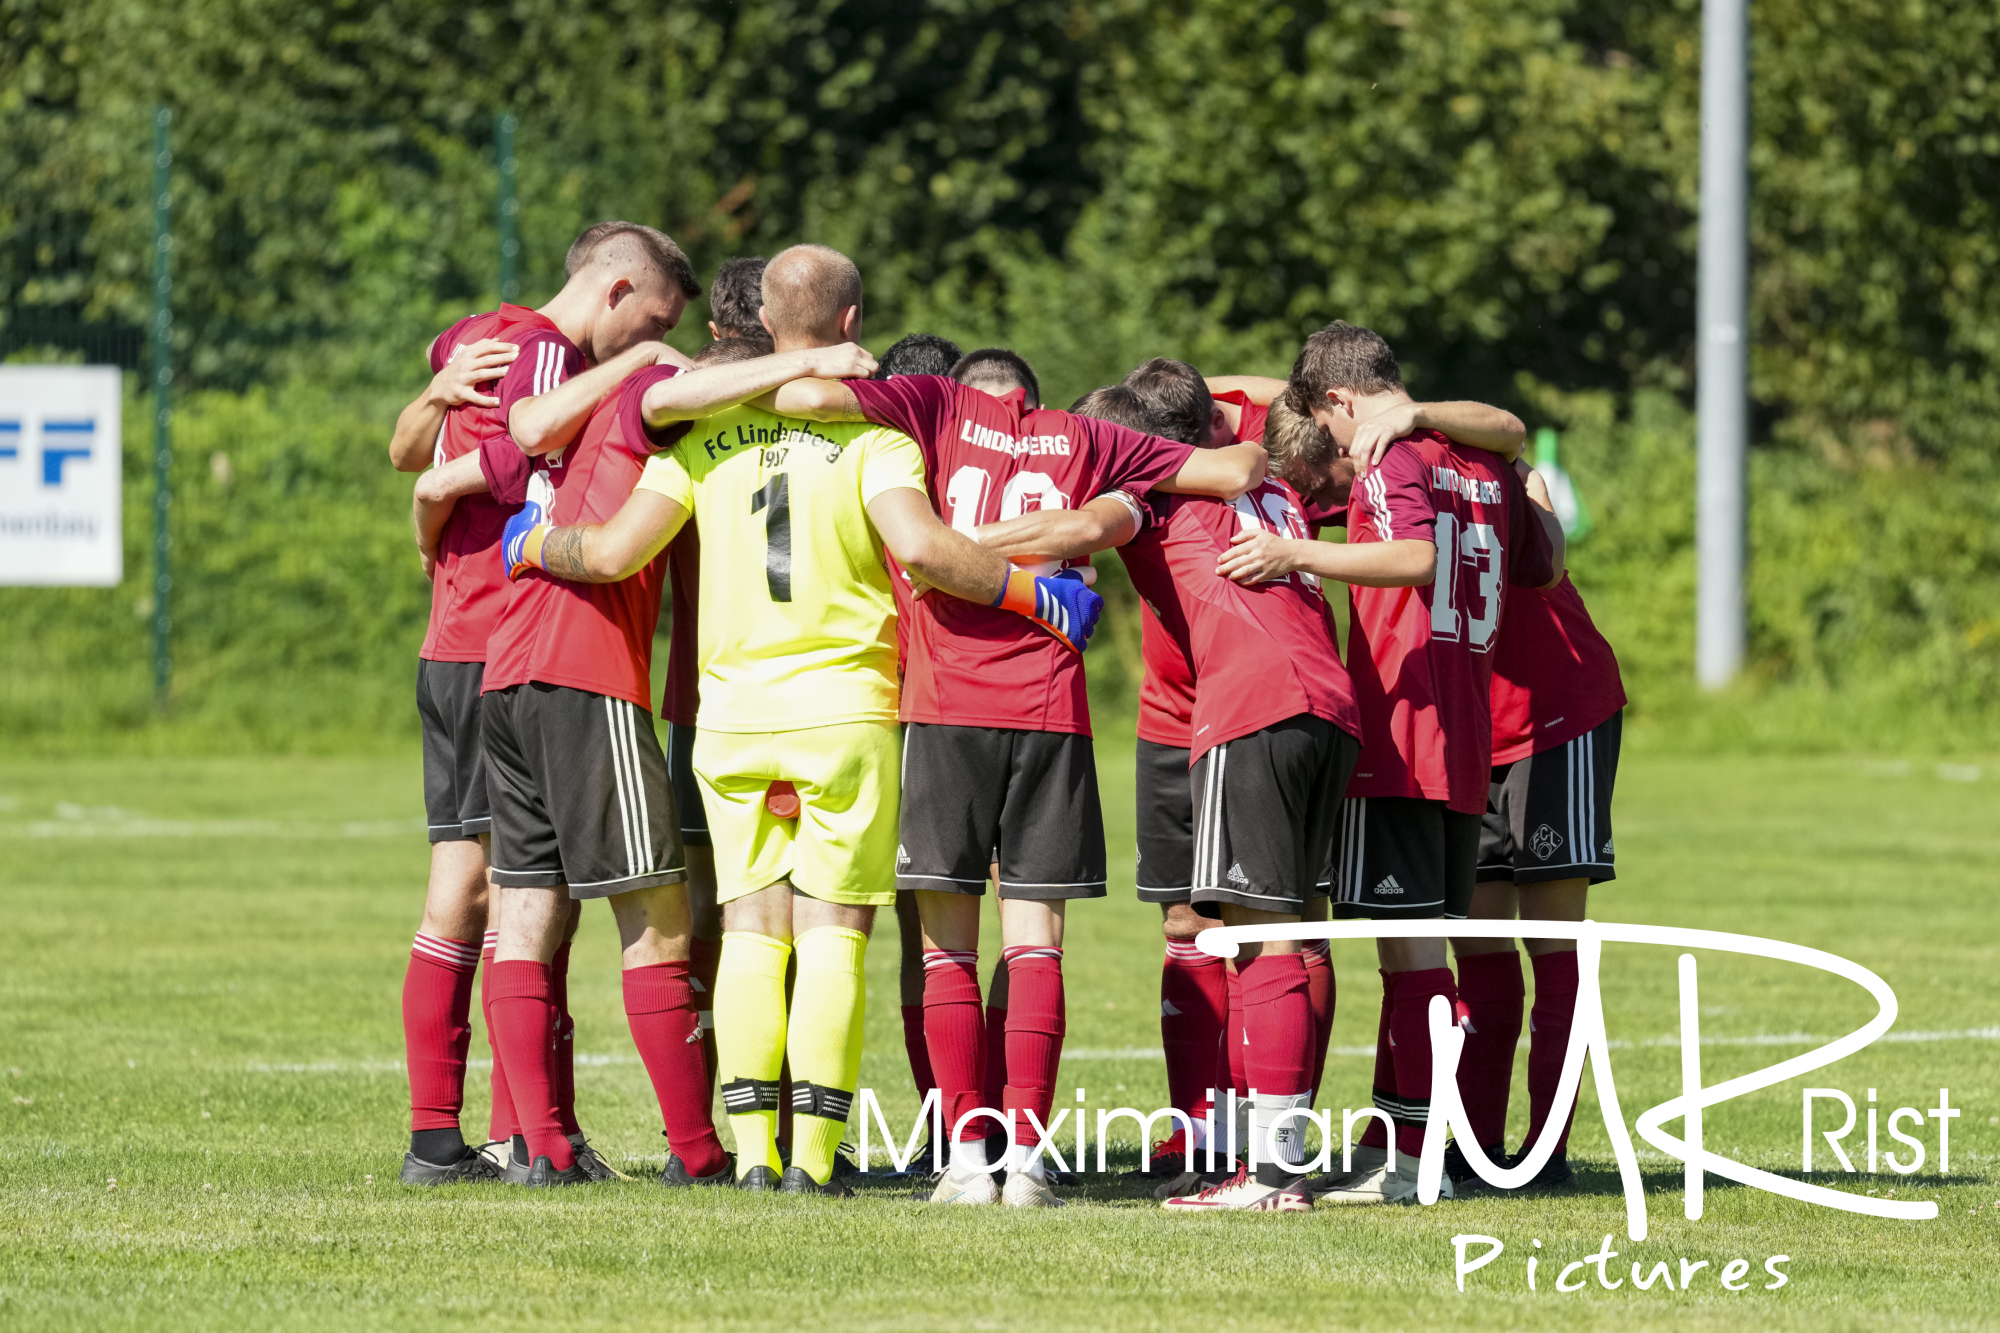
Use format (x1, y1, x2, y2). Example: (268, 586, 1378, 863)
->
(388, 220, 1626, 1211)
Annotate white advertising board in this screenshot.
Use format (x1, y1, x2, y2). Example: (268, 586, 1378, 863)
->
(0, 365, 125, 586)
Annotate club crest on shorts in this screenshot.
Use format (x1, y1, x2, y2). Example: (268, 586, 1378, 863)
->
(1531, 824, 1564, 861)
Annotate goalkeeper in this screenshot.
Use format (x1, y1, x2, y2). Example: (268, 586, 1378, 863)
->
(505, 244, 1101, 1194)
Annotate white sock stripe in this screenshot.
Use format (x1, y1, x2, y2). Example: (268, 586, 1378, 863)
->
(481, 930, 499, 950)
(1003, 946, 1064, 962)
(412, 933, 481, 967)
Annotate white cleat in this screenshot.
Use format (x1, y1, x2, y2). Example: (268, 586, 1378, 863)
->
(1312, 1149, 1453, 1206)
(926, 1170, 1000, 1205)
(1002, 1171, 1067, 1208)
(1161, 1166, 1312, 1213)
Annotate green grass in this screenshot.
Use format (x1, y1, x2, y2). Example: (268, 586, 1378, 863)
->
(2, 742, 1998, 1331)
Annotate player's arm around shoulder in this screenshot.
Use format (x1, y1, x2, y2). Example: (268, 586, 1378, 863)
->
(975, 492, 1144, 564)
(646, 345, 876, 425)
(1152, 442, 1267, 499)
(1515, 458, 1567, 589)
(1346, 400, 1527, 471)
(755, 376, 871, 423)
(507, 452, 691, 585)
(411, 451, 491, 576)
(389, 337, 519, 471)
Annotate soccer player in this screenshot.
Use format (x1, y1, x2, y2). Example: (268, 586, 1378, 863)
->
(1449, 482, 1624, 1190)
(973, 383, 1372, 1212)
(706, 256, 768, 340)
(385, 316, 520, 1184)
(1226, 321, 1562, 1205)
(765, 350, 1266, 1208)
(504, 244, 1105, 1195)
(876, 332, 963, 379)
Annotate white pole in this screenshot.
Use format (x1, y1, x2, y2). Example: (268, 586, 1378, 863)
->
(1697, 0, 1750, 689)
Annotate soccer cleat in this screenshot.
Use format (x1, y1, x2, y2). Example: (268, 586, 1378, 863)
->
(925, 1170, 1001, 1205)
(1463, 1148, 1575, 1195)
(567, 1134, 630, 1182)
(471, 1140, 512, 1172)
(659, 1152, 734, 1188)
(398, 1148, 504, 1186)
(1442, 1139, 1507, 1186)
(736, 1165, 781, 1192)
(1311, 1149, 1453, 1206)
(1161, 1166, 1311, 1212)
(522, 1155, 591, 1187)
(882, 1136, 940, 1179)
(779, 1165, 854, 1197)
(1001, 1171, 1067, 1209)
(1304, 1144, 1389, 1200)
(1122, 1128, 1193, 1185)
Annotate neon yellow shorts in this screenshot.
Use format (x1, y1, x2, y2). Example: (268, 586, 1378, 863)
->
(692, 721, 901, 907)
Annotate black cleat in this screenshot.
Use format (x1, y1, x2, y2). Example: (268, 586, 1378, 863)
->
(736, 1165, 781, 1192)
(567, 1135, 629, 1182)
(660, 1152, 734, 1187)
(1461, 1148, 1575, 1195)
(882, 1136, 941, 1179)
(830, 1144, 861, 1179)
(779, 1165, 854, 1197)
(399, 1148, 504, 1186)
(1442, 1139, 1507, 1186)
(523, 1154, 592, 1187)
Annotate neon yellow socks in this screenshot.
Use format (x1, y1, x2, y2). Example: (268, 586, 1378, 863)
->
(714, 931, 791, 1179)
(787, 926, 868, 1184)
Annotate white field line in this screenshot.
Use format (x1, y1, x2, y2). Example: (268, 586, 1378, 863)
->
(4, 818, 424, 839)
(238, 1026, 2000, 1075)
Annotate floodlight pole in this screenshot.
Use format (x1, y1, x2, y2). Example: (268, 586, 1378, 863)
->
(497, 113, 519, 302)
(151, 106, 174, 709)
(1696, 0, 1750, 689)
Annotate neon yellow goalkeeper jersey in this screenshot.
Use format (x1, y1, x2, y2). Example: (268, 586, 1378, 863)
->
(636, 405, 928, 733)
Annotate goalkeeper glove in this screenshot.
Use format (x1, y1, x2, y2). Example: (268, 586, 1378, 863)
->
(992, 566, 1103, 654)
(501, 501, 550, 579)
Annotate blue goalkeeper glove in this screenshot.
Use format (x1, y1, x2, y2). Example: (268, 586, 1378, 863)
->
(501, 500, 550, 579)
(992, 567, 1103, 654)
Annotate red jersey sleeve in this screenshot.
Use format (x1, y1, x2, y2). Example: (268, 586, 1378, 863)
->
(427, 315, 480, 374)
(478, 432, 532, 507)
(1505, 466, 1558, 587)
(1211, 389, 1270, 445)
(495, 329, 584, 426)
(848, 375, 958, 454)
(1357, 442, 1436, 543)
(615, 365, 694, 456)
(1069, 415, 1197, 496)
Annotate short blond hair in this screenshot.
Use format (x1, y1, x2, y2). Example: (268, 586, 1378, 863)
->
(760, 244, 862, 343)
(1263, 394, 1339, 485)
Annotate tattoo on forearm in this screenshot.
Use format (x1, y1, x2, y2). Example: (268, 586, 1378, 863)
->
(837, 385, 867, 422)
(543, 526, 590, 580)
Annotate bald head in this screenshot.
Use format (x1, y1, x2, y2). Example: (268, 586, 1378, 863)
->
(761, 244, 863, 347)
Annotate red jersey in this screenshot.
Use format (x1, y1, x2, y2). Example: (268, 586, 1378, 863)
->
(847, 375, 1195, 736)
(1118, 480, 1358, 763)
(476, 311, 587, 508)
(1345, 431, 1555, 813)
(418, 307, 556, 662)
(1134, 391, 1270, 748)
(482, 365, 684, 710)
(661, 528, 702, 727)
(1490, 574, 1624, 764)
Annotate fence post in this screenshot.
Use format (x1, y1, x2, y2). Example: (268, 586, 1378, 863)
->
(496, 113, 519, 302)
(151, 106, 174, 709)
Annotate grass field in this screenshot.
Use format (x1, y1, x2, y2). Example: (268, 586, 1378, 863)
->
(2, 740, 1998, 1331)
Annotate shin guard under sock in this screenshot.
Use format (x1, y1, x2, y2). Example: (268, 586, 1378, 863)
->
(1455, 950, 1525, 1150)
(550, 940, 579, 1137)
(923, 949, 985, 1145)
(481, 932, 517, 1143)
(487, 959, 572, 1170)
(1161, 938, 1227, 1119)
(714, 931, 791, 1178)
(1387, 967, 1460, 1159)
(1000, 945, 1065, 1172)
(623, 961, 727, 1177)
(787, 927, 868, 1185)
(1526, 949, 1582, 1155)
(690, 934, 722, 1097)
(1301, 940, 1334, 1106)
(403, 933, 479, 1145)
(1362, 971, 1394, 1150)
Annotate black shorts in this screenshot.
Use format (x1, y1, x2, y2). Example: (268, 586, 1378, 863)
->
(1189, 715, 1357, 919)
(482, 682, 686, 899)
(665, 720, 710, 848)
(1479, 710, 1621, 884)
(418, 659, 490, 843)
(1330, 796, 1481, 920)
(1134, 738, 1194, 904)
(895, 723, 1106, 900)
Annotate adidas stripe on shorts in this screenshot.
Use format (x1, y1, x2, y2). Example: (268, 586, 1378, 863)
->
(1329, 795, 1481, 920)
(482, 681, 687, 899)
(1188, 714, 1357, 918)
(1478, 710, 1621, 885)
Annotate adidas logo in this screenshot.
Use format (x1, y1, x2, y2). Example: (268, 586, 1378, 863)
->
(1601, 839, 1615, 856)
(1374, 874, 1404, 895)
(896, 844, 910, 869)
(1226, 862, 1249, 886)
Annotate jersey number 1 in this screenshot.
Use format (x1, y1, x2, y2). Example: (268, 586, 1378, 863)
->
(752, 474, 792, 602)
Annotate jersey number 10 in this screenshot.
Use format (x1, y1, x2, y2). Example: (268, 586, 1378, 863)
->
(943, 465, 1070, 532)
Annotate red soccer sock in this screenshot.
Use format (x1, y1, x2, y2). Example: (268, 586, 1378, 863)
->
(487, 959, 573, 1171)
(1302, 941, 1334, 1106)
(1388, 967, 1461, 1158)
(550, 940, 580, 1137)
(1161, 938, 1227, 1119)
(1361, 971, 1393, 1150)
(1225, 963, 1248, 1095)
(622, 962, 727, 1177)
(1238, 951, 1312, 1097)
(901, 1004, 937, 1097)
(481, 933, 516, 1143)
(923, 950, 985, 1143)
(982, 1001, 1010, 1122)
(1455, 951, 1525, 1150)
(690, 934, 722, 1097)
(1000, 946, 1065, 1154)
(403, 933, 480, 1137)
(1526, 949, 1582, 1155)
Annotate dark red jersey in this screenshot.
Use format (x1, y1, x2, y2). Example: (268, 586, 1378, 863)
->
(417, 306, 557, 662)
(1344, 431, 1555, 813)
(475, 310, 588, 508)
(1490, 574, 1624, 764)
(848, 375, 1195, 736)
(1119, 480, 1358, 764)
(661, 527, 702, 727)
(483, 365, 684, 711)
(1134, 390, 1270, 748)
